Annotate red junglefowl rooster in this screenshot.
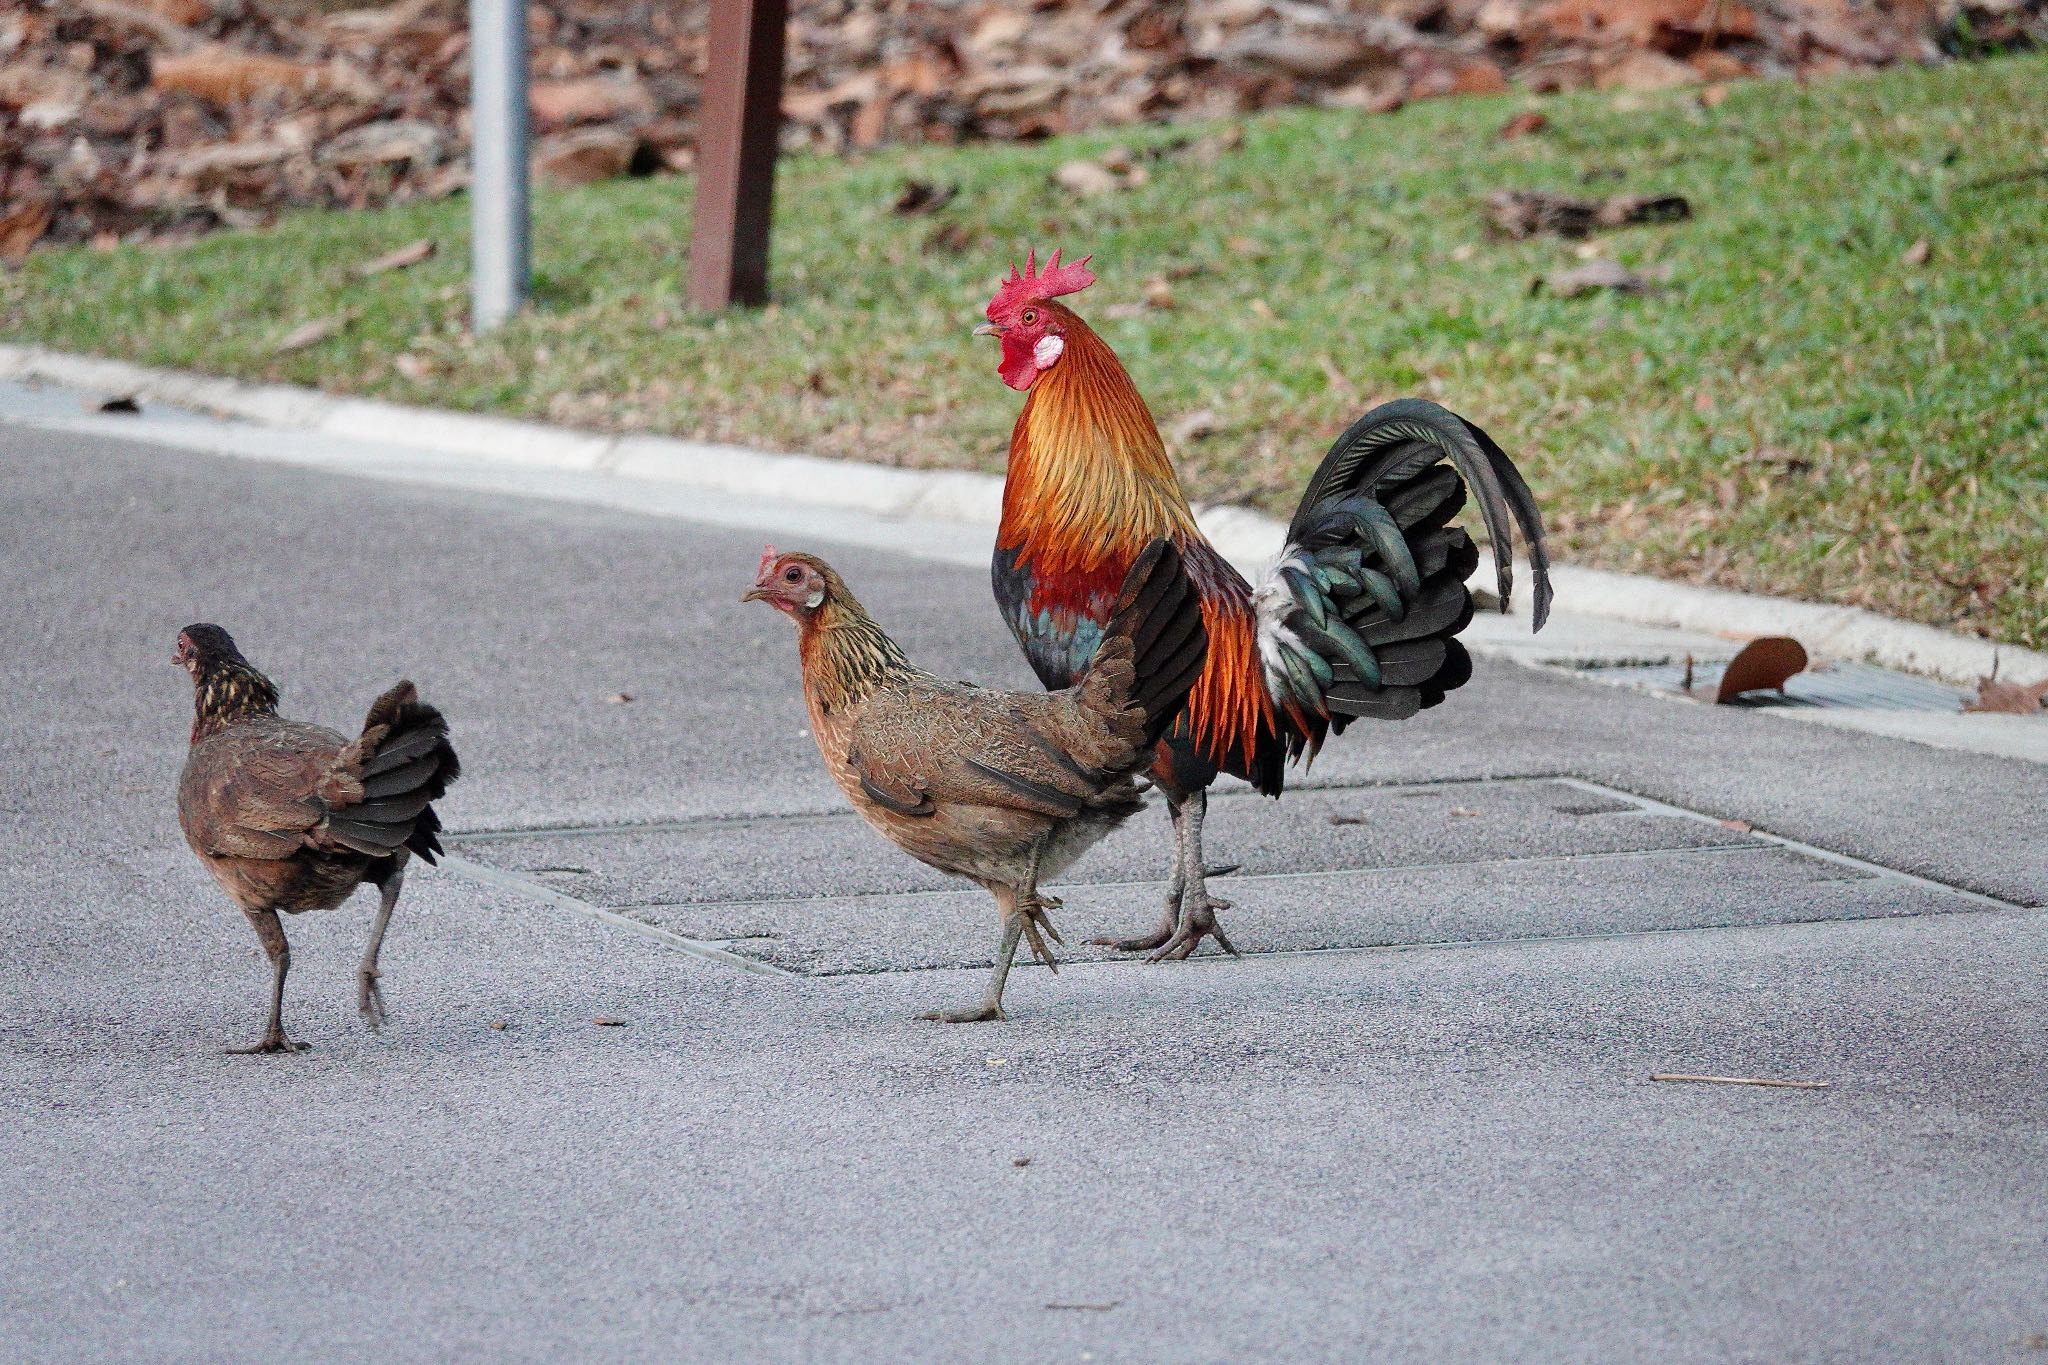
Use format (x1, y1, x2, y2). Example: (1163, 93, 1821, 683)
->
(976, 249, 1551, 959)
(745, 541, 1206, 1021)
(175, 625, 460, 1054)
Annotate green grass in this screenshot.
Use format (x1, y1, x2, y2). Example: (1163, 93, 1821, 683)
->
(5, 56, 2044, 648)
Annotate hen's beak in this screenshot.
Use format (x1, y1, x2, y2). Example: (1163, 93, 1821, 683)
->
(740, 585, 770, 604)
(972, 321, 999, 338)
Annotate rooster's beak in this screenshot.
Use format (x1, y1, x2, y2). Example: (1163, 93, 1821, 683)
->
(972, 321, 999, 338)
(740, 585, 770, 604)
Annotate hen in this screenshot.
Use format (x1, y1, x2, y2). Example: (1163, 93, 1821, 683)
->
(175, 625, 461, 1054)
(745, 541, 1206, 1021)
(976, 249, 1552, 958)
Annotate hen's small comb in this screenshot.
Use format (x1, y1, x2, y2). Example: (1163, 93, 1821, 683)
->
(756, 544, 779, 578)
(986, 247, 1096, 319)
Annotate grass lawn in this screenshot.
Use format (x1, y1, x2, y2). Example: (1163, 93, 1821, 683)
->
(4, 55, 2044, 649)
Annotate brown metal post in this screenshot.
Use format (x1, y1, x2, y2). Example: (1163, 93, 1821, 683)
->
(687, 0, 789, 309)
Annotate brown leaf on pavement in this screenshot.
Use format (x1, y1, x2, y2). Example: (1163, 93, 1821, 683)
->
(1715, 636, 1809, 703)
(1963, 672, 2048, 716)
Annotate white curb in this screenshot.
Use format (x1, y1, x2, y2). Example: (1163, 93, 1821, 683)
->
(3, 341, 2041, 691)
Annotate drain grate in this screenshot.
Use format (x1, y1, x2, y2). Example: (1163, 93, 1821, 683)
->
(434, 776, 2013, 978)
(1577, 659, 1968, 713)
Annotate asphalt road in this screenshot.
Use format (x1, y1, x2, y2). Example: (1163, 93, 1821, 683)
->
(2, 421, 2045, 1363)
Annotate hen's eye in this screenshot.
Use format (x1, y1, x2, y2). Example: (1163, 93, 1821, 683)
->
(783, 566, 802, 582)
(1021, 308, 1038, 324)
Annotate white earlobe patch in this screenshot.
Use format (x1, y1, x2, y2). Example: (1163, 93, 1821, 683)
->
(1033, 334, 1065, 370)
(805, 588, 826, 609)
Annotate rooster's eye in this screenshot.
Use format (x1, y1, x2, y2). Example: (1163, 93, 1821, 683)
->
(783, 567, 802, 582)
(1021, 308, 1037, 324)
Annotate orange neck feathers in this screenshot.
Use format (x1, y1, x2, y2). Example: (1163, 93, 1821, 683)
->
(998, 305, 1198, 575)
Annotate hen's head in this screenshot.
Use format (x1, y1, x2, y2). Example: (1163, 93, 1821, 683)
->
(742, 547, 836, 621)
(173, 623, 244, 678)
(978, 247, 1095, 392)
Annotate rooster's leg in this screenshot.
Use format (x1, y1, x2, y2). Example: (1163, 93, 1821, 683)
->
(228, 907, 310, 1055)
(1147, 789, 1239, 963)
(922, 891, 1026, 1024)
(358, 853, 408, 1031)
(1088, 799, 1186, 952)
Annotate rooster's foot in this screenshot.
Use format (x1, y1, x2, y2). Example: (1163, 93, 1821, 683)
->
(357, 968, 386, 1031)
(228, 1032, 311, 1055)
(1146, 894, 1240, 963)
(1088, 901, 1177, 953)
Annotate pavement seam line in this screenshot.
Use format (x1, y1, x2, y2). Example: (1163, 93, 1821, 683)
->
(435, 853, 802, 979)
(1555, 777, 2029, 911)
(4, 343, 2041, 688)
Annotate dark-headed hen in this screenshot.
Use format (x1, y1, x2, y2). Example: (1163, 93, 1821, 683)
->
(175, 625, 460, 1054)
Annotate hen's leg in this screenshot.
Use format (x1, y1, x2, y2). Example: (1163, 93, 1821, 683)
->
(358, 854, 409, 1031)
(1148, 788, 1239, 962)
(1089, 798, 1187, 952)
(922, 892, 1025, 1024)
(228, 907, 309, 1055)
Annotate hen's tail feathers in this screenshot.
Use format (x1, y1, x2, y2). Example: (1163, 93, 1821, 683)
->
(1089, 540, 1210, 748)
(325, 681, 463, 865)
(1287, 398, 1551, 631)
(1255, 398, 1549, 742)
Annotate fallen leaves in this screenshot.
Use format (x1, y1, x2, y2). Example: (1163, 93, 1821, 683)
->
(592, 1016, 628, 1027)
(274, 314, 351, 354)
(1542, 257, 1652, 298)
(1963, 668, 2048, 716)
(1488, 189, 1692, 240)
(1900, 237, 1933, 266)
(0, 0, 2026, 255)
(353, 238, 436, 278)
(1498, 110, 1550, 140)
(891, 179, 956, 216)
(0, 202, 52, 264)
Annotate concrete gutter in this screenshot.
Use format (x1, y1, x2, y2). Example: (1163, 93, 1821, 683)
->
(3, 341, 2042, 691)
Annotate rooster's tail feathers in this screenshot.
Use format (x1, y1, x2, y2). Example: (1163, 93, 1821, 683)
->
(324, 680, 462, 865)
(1287, 397, 1551, 631)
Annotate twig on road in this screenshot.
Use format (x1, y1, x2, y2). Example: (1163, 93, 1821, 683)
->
(1650, 1073, 1831, 1090)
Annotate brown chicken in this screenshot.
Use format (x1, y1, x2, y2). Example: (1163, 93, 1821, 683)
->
(174, 624, 461, 1054)
(744, 542, 1207, 1021)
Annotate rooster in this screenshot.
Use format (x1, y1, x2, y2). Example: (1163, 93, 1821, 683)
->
(175, 625, 461, 1053)
(745, 541, 1206, 1021)
(975, 249, 1551, 959)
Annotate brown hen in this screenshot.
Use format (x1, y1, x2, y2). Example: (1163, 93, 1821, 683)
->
(174, 624, 461, 1054)
(745, 542, 1206, 1021)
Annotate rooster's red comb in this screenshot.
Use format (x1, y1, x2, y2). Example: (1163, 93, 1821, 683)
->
(756, 545, 780, 578)
(986, 247, 1096, 321)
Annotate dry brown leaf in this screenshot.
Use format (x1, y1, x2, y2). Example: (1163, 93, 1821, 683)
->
(0, 202, 52, 263)
(1544, 257, 1650, 297)
(353, 238, 435, 278)
(1715, 636, 1809, 702)
(1963, 672, 2048, 716)
(1900, 237, 1931, 266)
(1498, 110, 1549, 139)
(892, 180, 956, 215)
(1053, 159, 1120, 197)
(274, 315, 348, 353)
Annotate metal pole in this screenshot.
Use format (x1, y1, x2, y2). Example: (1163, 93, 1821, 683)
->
(470, 0, 529, 331)
(687, 0, 788, 309)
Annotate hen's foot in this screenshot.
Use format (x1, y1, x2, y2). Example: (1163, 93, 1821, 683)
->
(918, 1002, 1007, 1024)
(357, 968, 386, 1031)
(228, 1032, 310, 1055)
(1146, 893, 1240, 963)
(1019, 894, 1065, 971)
